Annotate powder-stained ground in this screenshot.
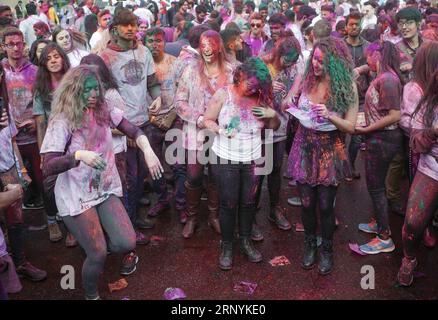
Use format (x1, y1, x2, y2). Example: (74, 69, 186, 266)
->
(11, 150, 438, 300)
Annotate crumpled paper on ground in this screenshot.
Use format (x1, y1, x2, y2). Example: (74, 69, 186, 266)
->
(269, 255, 291, 266)
(108, 278, 128, 293)
(233, 281, 257, 295)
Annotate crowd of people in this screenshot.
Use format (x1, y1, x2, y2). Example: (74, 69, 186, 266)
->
(0, 0, 437, 300)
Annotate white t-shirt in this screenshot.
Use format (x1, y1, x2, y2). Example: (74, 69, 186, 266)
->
(40, 109, 124, 217)
(106, 89, 127, 154)
(362, 15, 377, 30)
(100, 44, 156, 126)
(89, 30, 104, 51)
(212, 87, 264, 162)
(67, 49, 89, 67)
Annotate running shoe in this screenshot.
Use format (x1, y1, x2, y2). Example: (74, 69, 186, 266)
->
(120, 252, 139, 276)
(358, 219, 378, 234)
(359, 236, 395, 254)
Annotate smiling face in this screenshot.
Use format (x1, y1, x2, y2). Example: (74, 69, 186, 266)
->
(46, 49, 64, 74)
(82, 75, 100, 109)
(312, 47, 325, 77)
(260, 9, 268, 21)
(139, 21, 149, 33)
(55, 30, 72, 52)
(200, 36, 220, 64)
(179, 1, 188, 14)
(398, 19, 419, 40)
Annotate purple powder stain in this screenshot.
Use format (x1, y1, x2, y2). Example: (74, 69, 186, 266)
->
(349, 243, 367, 256)
(164, 287, 186, 300)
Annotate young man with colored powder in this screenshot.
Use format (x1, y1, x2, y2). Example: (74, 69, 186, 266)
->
(144, 27, 188, 224)
(386, 7, 424, 217)
(0, 33, 47, 282)
(220, 28, 243, 66)
(260, 13, 287, 58)
(89, 9, 113, 51)
(99, 8, 162, 238)
(241, 12, 269, 57)
(343, 12, 370, 181)
(1, 28, 44, 211)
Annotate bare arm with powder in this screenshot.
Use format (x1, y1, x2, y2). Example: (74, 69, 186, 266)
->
(204, 88, 227, 134)
(314, 83, 359, 134)
(35, 115, 47, 150)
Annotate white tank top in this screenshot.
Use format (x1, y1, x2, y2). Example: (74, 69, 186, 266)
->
(212, 87, 265, 162)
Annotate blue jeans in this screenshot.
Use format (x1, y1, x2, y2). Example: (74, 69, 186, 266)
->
(144, 119, 187, 211)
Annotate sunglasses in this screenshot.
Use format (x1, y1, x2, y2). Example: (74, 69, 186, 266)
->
(251, 23, 262, 28)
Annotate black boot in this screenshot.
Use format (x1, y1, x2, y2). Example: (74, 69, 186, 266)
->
(219, 241, 233, 270)
(240, 237, 262, 263)
(302, 234, 317, 270)
(318, 239, 333, 275)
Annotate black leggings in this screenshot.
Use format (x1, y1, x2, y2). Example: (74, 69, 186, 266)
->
(297, 182, 338, 241)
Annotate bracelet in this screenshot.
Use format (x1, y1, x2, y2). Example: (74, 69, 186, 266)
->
(74, 150, 81, 160)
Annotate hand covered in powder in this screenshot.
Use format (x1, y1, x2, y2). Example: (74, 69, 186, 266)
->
(252, 106, 276, 119)
(75, 150, 107, 171)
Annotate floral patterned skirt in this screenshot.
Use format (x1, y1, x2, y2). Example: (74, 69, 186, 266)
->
(287, 124, 352, 186)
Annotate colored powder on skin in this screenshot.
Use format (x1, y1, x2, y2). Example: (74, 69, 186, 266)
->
(226, 116, 240, 134)
(419, 199, 425, 211)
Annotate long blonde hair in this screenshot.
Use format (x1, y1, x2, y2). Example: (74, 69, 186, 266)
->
(51, 65, 109, 130)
